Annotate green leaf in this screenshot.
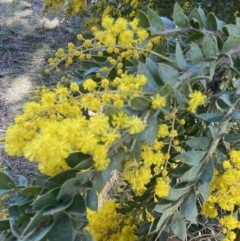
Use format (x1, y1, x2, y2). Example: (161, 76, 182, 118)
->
(83, 67, 100, 78)
(80, 229, 94, 241)
(22, 209, 45, 237)
(0, 220, 10, 231)
(224, 134, 240, 142)
(202, 37, 218, 58)
(32, 187, 60, 211)
(57, 179, 92, 200)
(186, 33, 204, 43)
(171, 212, 186, 241)
(20, 187, 42, 197)
(9, 218, 21, 238)
(77, 170, 95, 183)
(42, 197, 73, 216)
(187, 43, 203, 64)
(190, 18, 200, 29)
(22, 219, 54, 241)
(46, 213, 72, 241)
(185, 137, 211, 149)
(146, 57, 164, 86)
(197, 180, 210, 201)
(176, 90, 189, 106)
(166, 183, 191, 201)
(114, 147, 126, 173)
(197, 7, 207, 27)
(138, 62, 158, 93)
(66, 194, 86, 215)
(65, 152, 92, 168)
(137, 11, 150, 29)
(206, 13, 218, 31)
(74, 159, 94, 171)
(149, 207, 173, 234)
(176, 42, 187, 70)
(130, 97, 151, 111)
(180, 164, 202, 181)
(104, 105, 121, 117)
(128, 139, 141, 162)
(200, 159, 214, 183)
(0, 172, 16, 189)
(147, 8, 165, 33)
(161, 17, 175, 29)
(17, 214, 31, 227)
(189, 8, 204, 29)
(47, 170, 77, 185)
(180, 190, 198, 224)
(86, 189, 98, 211)
(154, 199, 179, 213)
(221, 36, 240, 54)
(173, 3, 189, 28)
(136, 116, 158, 146)
(18, 175, 28, 187)
(93, 164, 116, 193)
(175, 151, 206, 165)
(197, 112, 224, 122)
(81, 61, 101, 69)
(222, 24, 240, 37)
(158, 64, 179, 86)
(158, 83, 174, 97)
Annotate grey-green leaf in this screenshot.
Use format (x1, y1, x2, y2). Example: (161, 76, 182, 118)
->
(171, 212, 186, 241)
(158, 64, 179, 86)
(175, 151, 206, 165)
(197, 112, 224, 122)
(187, 43, 203, 64)
(173, 3, 189, 28)
(185, 137, 211, 150)
(158, 83, 174, 97)
(176, 42, 187, 70)
(32, 187, 60, 211)
(224, 134, 240, 142)
(136, 116, 158, 146)
(221, 36, 240, 54)
(138, 62, 158, 93)
(147, 8, 165, 33)
(206, 13, 218, 31)
(180, 190, 198, 224)
(200, 159, 214, 183)
(130, 97, 151, 111)
(197, 180, 210, 201)
(57, 178, 91, 200)
(189, 8, 204, 29)
(0, 172, 16, 189)
(86, 189, 98, 211)
(180, 164, 202, 182)
(46, 213, 72, 241)
(202, 36, 218, 58)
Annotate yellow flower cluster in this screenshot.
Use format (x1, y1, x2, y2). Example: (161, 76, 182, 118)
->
(124, 140, 170, 196)
(187, 91, 207, 113)
(182, 1, 190, 12)
(87, 200, 138, 241)
(46, 15, 150, 76)
(44, 0, 86, 16)
(201, 150, 240, 241)
(5, 74, 150, 176)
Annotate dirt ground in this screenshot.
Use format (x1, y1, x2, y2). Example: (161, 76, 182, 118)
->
(0, 0, 81, 184)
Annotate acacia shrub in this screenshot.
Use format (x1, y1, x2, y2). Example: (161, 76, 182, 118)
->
(1, 3, 240, 241)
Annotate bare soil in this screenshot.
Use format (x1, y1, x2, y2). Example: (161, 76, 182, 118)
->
(0, 0, 81, 184)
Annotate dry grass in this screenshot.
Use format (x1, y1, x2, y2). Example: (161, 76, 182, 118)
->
(0, 0, 81, 183)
